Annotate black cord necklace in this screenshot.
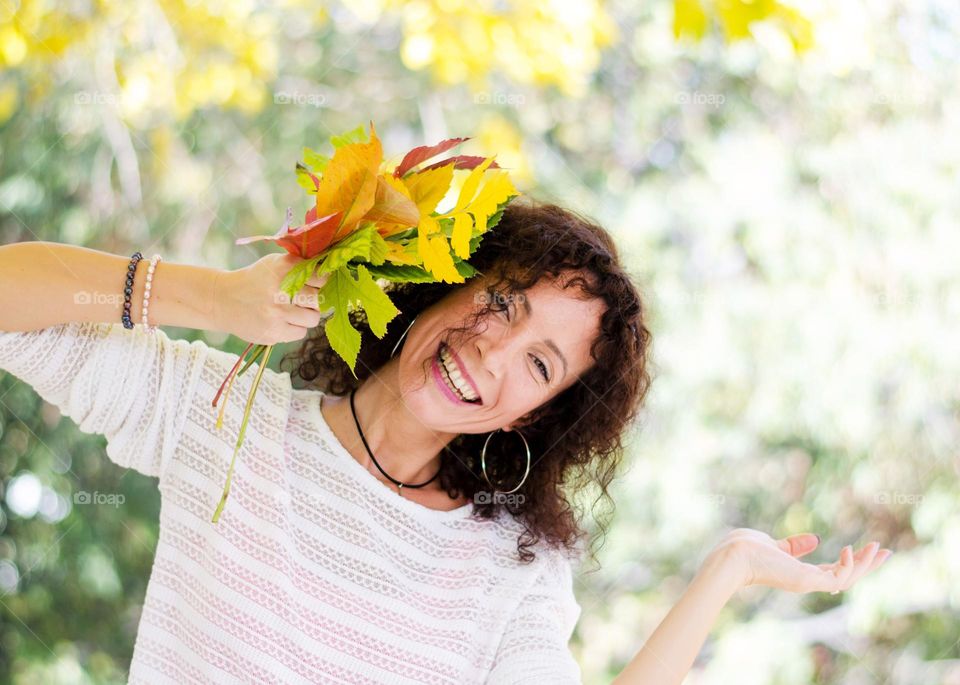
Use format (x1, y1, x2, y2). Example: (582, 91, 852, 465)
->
(348, 387, 440, 496)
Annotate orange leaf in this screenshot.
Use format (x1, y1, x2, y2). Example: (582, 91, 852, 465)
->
(314, 122, 383, 242)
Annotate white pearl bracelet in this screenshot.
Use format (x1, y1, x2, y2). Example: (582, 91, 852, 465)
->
(141, 253, 162, 332)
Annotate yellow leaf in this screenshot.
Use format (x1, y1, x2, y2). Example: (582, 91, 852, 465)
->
(402, 162, 455, 213)
(466, 171, 517, 234)
(419, 233, 463, 284)
(451, 212, 474, 259)
(453, 156, 495, 213)
(418, 212, 440, 238)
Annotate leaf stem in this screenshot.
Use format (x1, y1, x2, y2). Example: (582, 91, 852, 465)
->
(211, 344, 274, 523)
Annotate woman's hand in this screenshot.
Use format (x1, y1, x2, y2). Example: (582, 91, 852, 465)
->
(707, 528, 893, 594)
(214, 252, 330, 345)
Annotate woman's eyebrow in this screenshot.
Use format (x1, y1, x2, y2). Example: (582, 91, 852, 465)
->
(521, 294, 568, 379)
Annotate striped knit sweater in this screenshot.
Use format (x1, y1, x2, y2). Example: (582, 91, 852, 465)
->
(0, 321, 584, 684)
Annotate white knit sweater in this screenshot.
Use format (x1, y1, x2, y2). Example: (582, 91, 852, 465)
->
(0, 321, 584, 684)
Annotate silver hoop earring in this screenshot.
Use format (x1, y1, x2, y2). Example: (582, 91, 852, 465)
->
(480, 428, 532, 494)
(390, 315, 418, 359)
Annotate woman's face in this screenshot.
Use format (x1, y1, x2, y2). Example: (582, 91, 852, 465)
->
(394, 270, 605, 435)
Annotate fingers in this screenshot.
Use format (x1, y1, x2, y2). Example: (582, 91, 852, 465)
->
(814, 542, 892, 594)
(839, 541, 881, 589)
(286, 304, 322, 329)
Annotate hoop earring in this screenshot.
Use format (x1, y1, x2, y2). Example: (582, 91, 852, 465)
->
(390, 315, 418, 359)
(480, 428, 532, 494)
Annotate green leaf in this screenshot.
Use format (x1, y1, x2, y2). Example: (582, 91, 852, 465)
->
(363, 262, 434, 282)
(319, 264, 400, 376)
(303, 147, 329, 173)
(469, 232, 483, 253)
(367, 229, 389, 266)
(352, 264, 399, 338)
(330, 124, 368, 149)
(453, 259, 478, 279)
(321, 268, 363, 377)
(319, 224, 377, 272)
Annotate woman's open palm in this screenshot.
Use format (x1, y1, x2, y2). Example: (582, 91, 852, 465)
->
(716, 528, 893, 594)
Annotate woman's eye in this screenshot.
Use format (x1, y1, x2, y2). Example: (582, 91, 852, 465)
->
(531, 355, 549, 381)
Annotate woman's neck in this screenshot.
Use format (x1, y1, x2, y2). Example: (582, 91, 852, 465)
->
(320, 364, 457, 488)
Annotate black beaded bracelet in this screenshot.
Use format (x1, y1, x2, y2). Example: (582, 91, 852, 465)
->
(121, 251, 143, 329)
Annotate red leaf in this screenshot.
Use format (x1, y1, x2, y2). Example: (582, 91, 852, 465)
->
(416, 155, 501, 174)
(235, 209, 343, 259)
(393, 137, 470, 178)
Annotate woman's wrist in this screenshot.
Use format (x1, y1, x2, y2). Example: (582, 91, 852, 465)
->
(131, 260, 224, 332)
(697, 540, 749, 597)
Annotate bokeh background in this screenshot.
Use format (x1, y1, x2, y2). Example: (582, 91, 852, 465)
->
(1, 0, 959, 682)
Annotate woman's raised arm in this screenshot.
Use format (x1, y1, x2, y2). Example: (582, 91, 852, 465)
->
(0, 241, 221, 333)
(612, 529, 892, 684)
(0, 241, 327, 344)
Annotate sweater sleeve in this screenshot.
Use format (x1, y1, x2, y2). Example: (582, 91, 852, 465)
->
(0, 321, 211, 480)
(486, 548, 584, 684)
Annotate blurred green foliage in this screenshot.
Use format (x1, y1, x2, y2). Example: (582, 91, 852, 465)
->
(1, 0, 959, 683)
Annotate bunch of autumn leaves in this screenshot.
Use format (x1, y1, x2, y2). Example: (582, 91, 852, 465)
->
(210, 122, 519, 522)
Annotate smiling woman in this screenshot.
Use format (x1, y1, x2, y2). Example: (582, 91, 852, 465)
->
(283, 196, 653, 565)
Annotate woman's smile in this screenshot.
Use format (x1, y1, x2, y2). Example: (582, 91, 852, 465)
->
(431, 341, 483, 406)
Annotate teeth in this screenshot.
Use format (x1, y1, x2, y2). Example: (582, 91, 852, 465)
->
(439, 345, 479, 401)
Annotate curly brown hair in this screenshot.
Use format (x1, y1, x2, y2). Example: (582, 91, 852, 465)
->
(279, 196, 653, 566)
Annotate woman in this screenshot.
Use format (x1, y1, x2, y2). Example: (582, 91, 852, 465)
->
(0, 199, 890, 683)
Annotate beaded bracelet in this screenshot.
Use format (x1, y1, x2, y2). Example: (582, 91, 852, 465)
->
(141, 254, 162, 332)
(121, 251, 143, 329)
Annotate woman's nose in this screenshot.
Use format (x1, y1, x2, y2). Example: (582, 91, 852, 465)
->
(474, 328, 516, 379)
